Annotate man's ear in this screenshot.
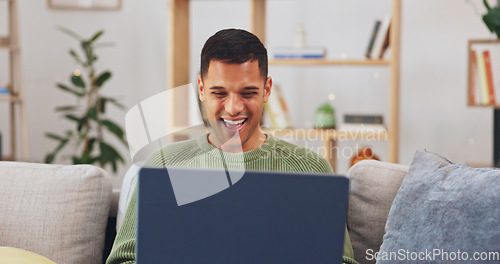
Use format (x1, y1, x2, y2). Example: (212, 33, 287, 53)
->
(197, 74, 205, 102)
(263, 76, 272, 103)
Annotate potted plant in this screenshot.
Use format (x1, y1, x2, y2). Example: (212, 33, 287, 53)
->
(45, 28, 127, 173)
(483, 0, 500, 38)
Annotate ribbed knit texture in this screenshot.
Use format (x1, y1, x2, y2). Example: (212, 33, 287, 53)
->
(106, 133, 358, 264)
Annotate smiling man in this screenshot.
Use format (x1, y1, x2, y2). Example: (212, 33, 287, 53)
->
(107, 29, 358, 264)
(199, 60, 270, 153)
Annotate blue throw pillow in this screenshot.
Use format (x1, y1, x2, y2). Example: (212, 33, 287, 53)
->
(376, 150, 500, 264)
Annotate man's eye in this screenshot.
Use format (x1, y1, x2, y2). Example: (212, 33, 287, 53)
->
(242, 92, 257, 98)
(212, 92, 226, 97)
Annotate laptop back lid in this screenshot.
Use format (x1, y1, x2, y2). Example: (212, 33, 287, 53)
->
(137, 167, 349, 264)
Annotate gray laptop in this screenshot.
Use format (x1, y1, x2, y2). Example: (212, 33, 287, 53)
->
(136, 167, 349, 264)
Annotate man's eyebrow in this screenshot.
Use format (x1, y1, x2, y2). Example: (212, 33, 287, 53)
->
(208, 86, 260, 90)
(243, 86, 259, 90)
(208, 86, 226, 90)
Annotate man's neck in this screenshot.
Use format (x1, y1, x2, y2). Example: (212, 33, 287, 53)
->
(207, 130, 267, 153)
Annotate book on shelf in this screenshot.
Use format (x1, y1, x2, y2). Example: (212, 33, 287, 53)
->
(264, 84, 293, 129)
(370, 15, 391, 60)
(344, 114, 384, 124)
(0, 85, 8, 95)
(379, 22, 391, 59)
(273, 46, 326, 59)
(364, 20, 381, 59)
(339, 114, 386, 133)
(470, 50, 478, 105)
(476, 51, 491, 105)
(483, 50, 496, 105)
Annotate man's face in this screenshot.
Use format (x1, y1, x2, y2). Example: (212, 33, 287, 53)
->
(198, 60, 272, 152)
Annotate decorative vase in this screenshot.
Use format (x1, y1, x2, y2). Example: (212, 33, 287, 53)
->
(314, 102, 336, 129)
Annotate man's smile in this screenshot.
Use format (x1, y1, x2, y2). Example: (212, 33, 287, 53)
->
(221, 118, 247, 132)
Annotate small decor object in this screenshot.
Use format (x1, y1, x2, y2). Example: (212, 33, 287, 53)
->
(0, 85, 8, 94)
(339, 114, 387, 134)
(48, 0, 122, 10)
(314, 102, 336, 129)
(350, 146, 380, 167)
(482, 0, 500, 38)
(273, 24, 326, 59)
(45, 28, 127, 173)
(293, 24, 307, 48)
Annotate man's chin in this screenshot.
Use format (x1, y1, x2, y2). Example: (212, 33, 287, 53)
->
(209, 124, 244, 150)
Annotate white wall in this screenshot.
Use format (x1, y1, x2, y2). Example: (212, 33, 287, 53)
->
(0, 0, 495, 187)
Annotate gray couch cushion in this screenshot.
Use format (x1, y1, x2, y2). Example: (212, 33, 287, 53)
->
(0, 162, 112, 264)
(346, 160, 408, 264)
(377, 150, 500, 263)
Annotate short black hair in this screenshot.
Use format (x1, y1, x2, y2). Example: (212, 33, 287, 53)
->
(200, 28, 268, 80)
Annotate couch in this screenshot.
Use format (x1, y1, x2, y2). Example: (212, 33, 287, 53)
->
(2, 149, 499, 264)
(0, 161, 120, 264)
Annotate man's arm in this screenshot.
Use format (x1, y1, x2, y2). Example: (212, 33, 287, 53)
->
(106, 187, 138, 264)
(342, 226, 359, 264)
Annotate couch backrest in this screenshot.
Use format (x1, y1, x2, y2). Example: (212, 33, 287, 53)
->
(346, 160, 408, 264)
(0, 162, 112, 264)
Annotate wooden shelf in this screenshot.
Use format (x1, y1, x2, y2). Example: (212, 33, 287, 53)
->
(468, 103, 500, 109)
(1, 156, 15, 162)
(0, 94, 22, 102)
(269, 59, 390, 66)
(0, 37, 19, 51)
(0, 37, 9, 48)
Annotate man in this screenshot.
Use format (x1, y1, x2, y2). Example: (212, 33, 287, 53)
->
(107, 28, 358, 264)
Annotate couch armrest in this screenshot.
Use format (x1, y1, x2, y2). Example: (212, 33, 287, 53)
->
(346, 160, 408, 264)
(0, 161, 112, 264)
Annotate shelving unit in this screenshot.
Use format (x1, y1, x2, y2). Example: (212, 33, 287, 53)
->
(467, 39, 500, 167)
(167, 0, 401, 168)
(1, 0, 29, 161)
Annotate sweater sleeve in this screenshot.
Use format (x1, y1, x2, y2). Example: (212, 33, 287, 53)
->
(342, 226, 359, 264)
(106, 148, 169, 264)
(105, 187, 138, 264)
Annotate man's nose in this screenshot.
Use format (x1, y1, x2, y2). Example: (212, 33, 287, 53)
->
(225, 94, 244, 116)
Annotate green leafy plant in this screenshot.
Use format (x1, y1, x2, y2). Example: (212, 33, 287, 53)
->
(483, 0, 500, 38)
(45, 28, 127, 173)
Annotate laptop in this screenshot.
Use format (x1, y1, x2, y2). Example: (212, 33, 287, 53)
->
(136, 167, 350, 264)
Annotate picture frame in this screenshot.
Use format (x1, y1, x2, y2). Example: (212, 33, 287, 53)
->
(47, 0, 122, 11)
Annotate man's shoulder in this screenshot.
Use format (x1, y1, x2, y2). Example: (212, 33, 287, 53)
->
(267, 136, 333, 173)
(271, 136, 322, 158)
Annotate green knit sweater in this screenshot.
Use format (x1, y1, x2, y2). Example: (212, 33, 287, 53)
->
(106, 133, 358, 264)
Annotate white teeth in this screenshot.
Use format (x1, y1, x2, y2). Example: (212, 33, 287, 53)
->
(223, 119, 245, 125)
